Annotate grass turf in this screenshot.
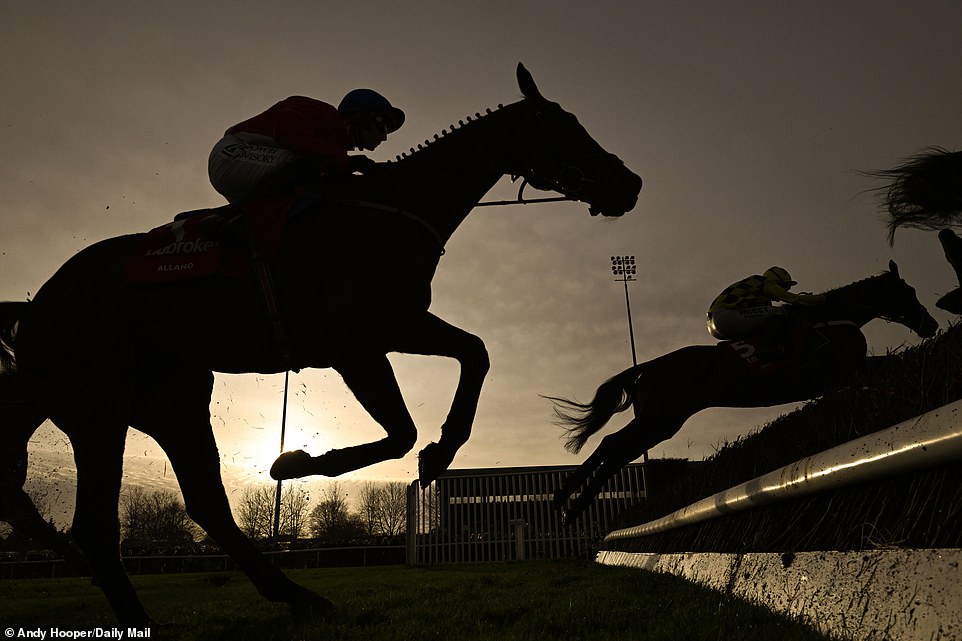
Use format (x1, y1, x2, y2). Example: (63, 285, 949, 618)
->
(0, 560, 835, 640)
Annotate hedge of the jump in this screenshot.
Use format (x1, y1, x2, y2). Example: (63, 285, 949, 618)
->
(604, 322, 962, 554)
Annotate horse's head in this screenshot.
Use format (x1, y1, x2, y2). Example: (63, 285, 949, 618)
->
(511, 64, 642, 217)
(879, 260, 938, 338)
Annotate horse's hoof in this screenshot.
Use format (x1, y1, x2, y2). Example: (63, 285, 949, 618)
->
(270, 450, 312, 480)
(292, 594, 336, 622)
(560, 497, 588, 527)
(552, 487, 568, 511)
(417, 442, 455, 488)
(561, 507, 580, 528)
(937, 288, 962, 314)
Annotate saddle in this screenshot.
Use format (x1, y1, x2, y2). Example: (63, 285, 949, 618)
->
(123, 190, 304, 284)
(721, 318, 833, 377)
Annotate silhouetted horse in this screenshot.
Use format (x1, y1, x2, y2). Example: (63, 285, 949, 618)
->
(873, 147, 962, 312)
(0, 64, 641, 625)
(550, 261, 937, 525)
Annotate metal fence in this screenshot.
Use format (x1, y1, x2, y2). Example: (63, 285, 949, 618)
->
(406, 463, 646, 564)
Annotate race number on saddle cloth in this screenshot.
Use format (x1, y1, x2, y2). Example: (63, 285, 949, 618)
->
(720, 328, 810, 377)
(123, 190, 304, 284)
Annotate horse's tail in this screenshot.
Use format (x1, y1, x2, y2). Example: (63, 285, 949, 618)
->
(868, 147, 962, 245)
(0, 301, 29, 375)
(547, 364, 643, 454)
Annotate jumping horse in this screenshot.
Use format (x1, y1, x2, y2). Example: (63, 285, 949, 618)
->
(873, 147, 962, 312)
(550, 261, 937, 525)
(0, 64, 641, 624)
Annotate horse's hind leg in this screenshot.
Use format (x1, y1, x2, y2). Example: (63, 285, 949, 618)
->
(133, 370, 332, 616)
(0, 401, 81, 560)
(556, 417, 669, 526)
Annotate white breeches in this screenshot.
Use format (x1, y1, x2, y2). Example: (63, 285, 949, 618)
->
(706, 305, 786, 340)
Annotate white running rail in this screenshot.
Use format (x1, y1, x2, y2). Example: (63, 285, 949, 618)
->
(605, 398, 962, 542)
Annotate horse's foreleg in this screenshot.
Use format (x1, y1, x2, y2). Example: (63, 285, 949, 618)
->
(273, 312, 488, 485)
(135, 369, 332, 616)
(154, 427, 333, 615)
(382, 313, 489, 487)
(937, 229, 962, 313)
(67, 422, 151, 626)
(272, 354, 418, 479)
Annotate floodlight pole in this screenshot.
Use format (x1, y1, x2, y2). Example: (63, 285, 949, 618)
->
(610, 255, 648, 467)
(272, 370, 290, 541)
(610, 256, 638, 367)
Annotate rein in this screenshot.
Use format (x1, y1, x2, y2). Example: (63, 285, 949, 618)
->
(349, 200, 447, 255)
(477, 177, 577, 208)
(476, 196, 573, 207)
(345, 179, 578, 255)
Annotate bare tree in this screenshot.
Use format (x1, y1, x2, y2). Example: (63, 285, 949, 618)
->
(358, 481, 408, 536)
(236, 484, 276, 540)
(358, 482, 381, 536)
(236, 483, 311, 541)
(380, 482, 407, 536)
(120, 486, 200, 544)
(279, 484, 311, 541)
(309, 482, 364, 542)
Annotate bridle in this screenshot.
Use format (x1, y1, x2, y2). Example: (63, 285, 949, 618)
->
(475, 181, 574, 208)
(489, 102, 615, 214)
(878, 301, 932, 335)
(825, 275, 932, 335)
(872, 274, 933, 335)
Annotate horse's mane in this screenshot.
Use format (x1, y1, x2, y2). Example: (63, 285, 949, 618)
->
(863, 147, 962, 245)
(389, 103, 510, 164)
(819, 269, 896, 299)
(808, 270, 903, 318)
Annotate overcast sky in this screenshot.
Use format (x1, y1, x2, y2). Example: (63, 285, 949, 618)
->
(3, 2, 961, 518)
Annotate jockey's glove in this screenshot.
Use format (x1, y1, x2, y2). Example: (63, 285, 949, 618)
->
(796, 293, 827, 305)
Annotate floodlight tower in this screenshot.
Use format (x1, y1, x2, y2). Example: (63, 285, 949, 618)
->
(611, 255, 649, 468)
(610, 255, 638, 367)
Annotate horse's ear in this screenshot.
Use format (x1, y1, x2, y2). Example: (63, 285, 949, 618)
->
(889, 259, 900, 277)
(517, 63, 546, 102)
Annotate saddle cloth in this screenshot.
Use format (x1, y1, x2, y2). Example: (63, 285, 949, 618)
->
(720, 321, 822, 377)
(123, 191, 302, 284)
(718, 319, 857, 378)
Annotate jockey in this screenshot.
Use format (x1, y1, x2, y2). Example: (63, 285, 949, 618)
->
(208, 89, 405, 204)
(706, 267, 825, 349)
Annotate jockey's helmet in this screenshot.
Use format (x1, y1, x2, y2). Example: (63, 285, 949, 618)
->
(338, 89, 405, 133)
(764, 266, 797, 287)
